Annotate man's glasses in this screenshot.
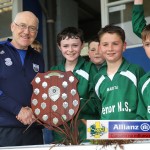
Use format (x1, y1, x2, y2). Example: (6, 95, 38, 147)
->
(14, 22, 38, 33)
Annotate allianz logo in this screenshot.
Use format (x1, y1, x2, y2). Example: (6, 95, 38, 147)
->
(140, 123, 150, 131)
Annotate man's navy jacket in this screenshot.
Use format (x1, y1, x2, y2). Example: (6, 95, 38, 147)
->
(0, 39, 45, 127)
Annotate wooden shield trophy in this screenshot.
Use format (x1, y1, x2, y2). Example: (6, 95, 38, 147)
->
(31, 70, 80, 127)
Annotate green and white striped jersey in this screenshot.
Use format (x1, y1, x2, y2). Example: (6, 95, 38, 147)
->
(137, 72, 150, 120)
(94, 58, 145, 120)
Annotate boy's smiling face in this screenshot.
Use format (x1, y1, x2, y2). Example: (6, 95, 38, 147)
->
(99, 33, 126, 64)
(58, 37, 84, 63)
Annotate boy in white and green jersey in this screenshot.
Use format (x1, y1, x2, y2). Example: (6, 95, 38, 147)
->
(136, 24, 150, 120)
(94, 59, 145, 120)
(137, 73, 150, 119)
(94, 25, 145, 120)
(51, 27, 99, 144)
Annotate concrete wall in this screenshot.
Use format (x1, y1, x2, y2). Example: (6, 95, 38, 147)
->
(56, 0, 78, 63)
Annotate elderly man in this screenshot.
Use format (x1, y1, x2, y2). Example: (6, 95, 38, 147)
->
(0, 11, 45, 146)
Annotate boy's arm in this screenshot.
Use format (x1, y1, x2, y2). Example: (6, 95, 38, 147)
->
(80, 64, 101, 119)
(132, 0, 146, 38)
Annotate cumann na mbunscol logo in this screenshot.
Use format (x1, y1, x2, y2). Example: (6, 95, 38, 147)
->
(87, 120, 108, 139)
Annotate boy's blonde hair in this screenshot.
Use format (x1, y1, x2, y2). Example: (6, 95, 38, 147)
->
(31, 40, 42, 52)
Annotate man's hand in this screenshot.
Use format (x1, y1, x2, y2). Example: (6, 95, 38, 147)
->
(16, 107, 36, 125)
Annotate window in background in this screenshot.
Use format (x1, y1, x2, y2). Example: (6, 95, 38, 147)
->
(107, 0, 150, 47)
(0, 0, 13, 41)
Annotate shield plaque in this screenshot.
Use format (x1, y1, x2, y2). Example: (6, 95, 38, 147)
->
(31, 70, 80, 127)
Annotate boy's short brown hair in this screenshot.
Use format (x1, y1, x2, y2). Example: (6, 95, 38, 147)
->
(98, 24, 125, 43)
(57, 27, 84, 46)
(141, 24, 150, 42)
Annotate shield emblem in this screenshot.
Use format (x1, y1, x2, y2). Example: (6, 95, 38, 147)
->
(31, 70, 80, 127)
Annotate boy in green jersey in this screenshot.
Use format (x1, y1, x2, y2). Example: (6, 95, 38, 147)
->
(132, 0, 146, 38)
(136, 25, 150, 119)
(51, 27, 99, 143)
(94, 25, 145, 120)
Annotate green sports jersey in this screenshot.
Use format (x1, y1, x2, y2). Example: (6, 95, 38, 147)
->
(51, 56, 99, 143)
(137, 72, 150, 120)
(132, 4, 146, 38)
(94, 58, 145, 120)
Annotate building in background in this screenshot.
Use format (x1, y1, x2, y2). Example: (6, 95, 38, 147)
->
(0, 0, 150, 71)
